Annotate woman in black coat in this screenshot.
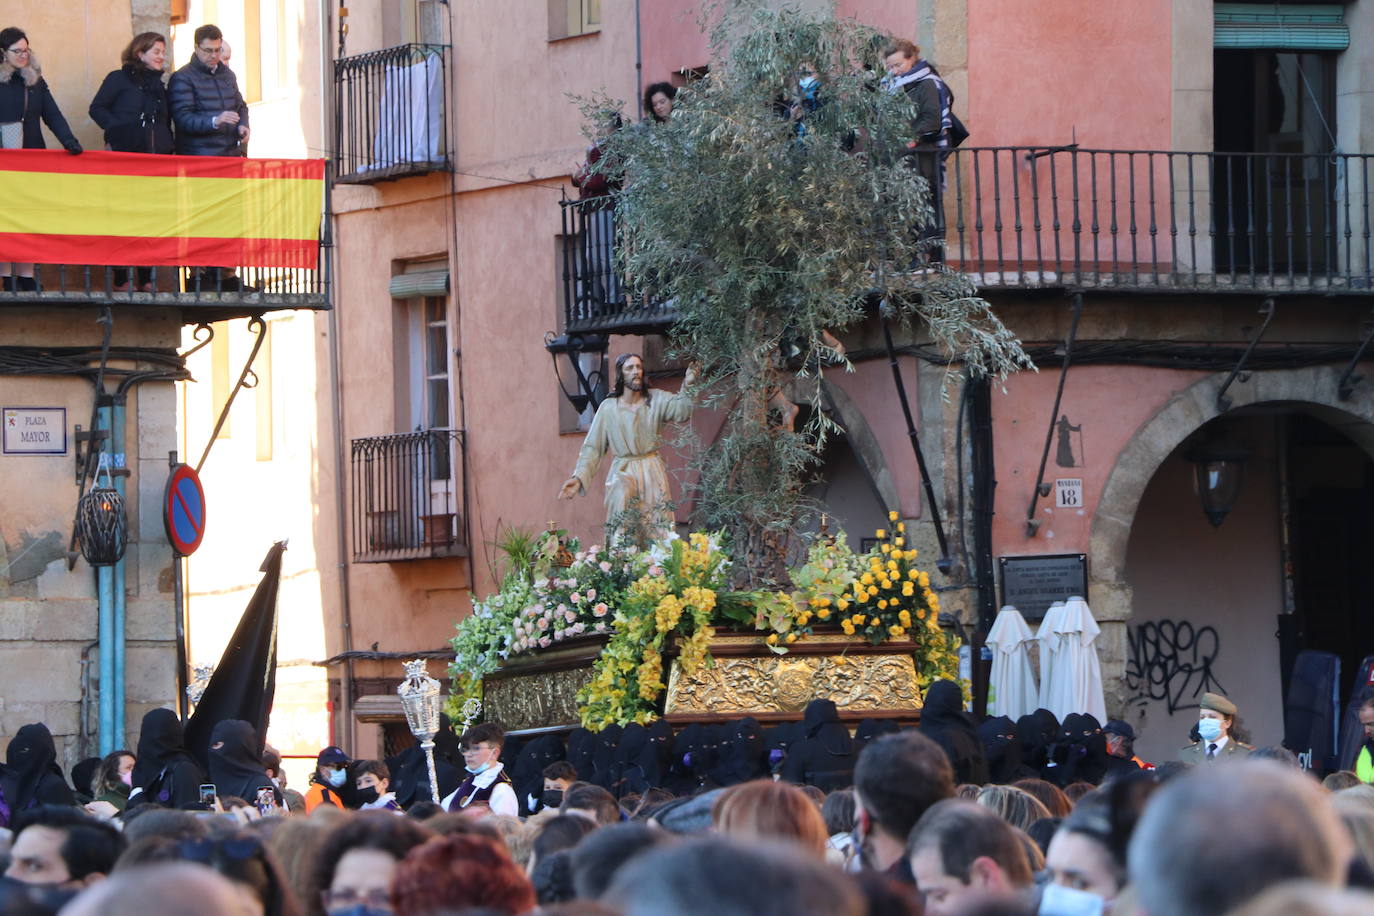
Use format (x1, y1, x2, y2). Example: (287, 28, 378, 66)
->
(0, 26, 82, 292)
(89, 31, 172, 292)
(1, 723, 75, 820)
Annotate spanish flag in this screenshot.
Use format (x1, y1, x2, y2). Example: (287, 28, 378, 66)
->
(0, 150, 324, 269)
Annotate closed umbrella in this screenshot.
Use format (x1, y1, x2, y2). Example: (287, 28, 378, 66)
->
(1042, 596, 1106, 723)
(986, 605, 1038, 720)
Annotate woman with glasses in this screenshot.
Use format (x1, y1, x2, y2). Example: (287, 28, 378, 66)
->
(0, 26, 82, 292)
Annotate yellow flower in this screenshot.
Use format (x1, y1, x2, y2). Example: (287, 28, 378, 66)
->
(817, 596, 831, 607)
(877, 599, 888, 610)
(766, 633, 779, 645)
(855, 591, 868, 603)
(919, 572, 930, 587)
(902, 583, 915, 597)
(899, 610, 912, 625)
(886, 559, 897, 571)
(836, 598, 849, 611)
(893, 537, 904, 547)
(785, 632, 797, 644)
(817, 608, 831, 620)
(897, 522, 905, 533)
(875, 528, 887, 539)
(880, 543, 892, 555)
(869, 616, 881, 626)
(841, 622, 855, 635)
(888, 510, 899, 522)
(861, 573, 875, 585)
(908, 569, 920, 580)
(888, 625, 904, 637)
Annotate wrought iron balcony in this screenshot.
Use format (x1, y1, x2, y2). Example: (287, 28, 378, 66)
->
(334, 43, 451, 185)
(0, 261, 328, 320)
(559, 148, 1373, 333)
(351, 429, 467, 563)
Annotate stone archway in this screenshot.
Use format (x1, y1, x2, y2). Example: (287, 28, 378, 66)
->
(1087, 365, 1374, 709)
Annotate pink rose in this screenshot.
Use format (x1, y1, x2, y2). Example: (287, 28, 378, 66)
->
(570, 593, 581, 604)
(593, 602, 609, 618)
(586, 588, 597, 601)
(554, 630, 565, 641)
(594, 622, 607, 633)
(564, 609, 577, 623)
(599, 561, 612, 572)
(556, 603, 568, 615)
(539, 637, 552, 648)
(537, 617, 549, 629)
(648, 565, 663, 577)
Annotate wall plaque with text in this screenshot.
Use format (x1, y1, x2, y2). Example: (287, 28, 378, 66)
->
(3, 407, 67, 455)
(998, 553, 1087, 621)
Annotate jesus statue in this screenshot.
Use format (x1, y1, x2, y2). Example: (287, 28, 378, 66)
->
(558, 353, 698, 540)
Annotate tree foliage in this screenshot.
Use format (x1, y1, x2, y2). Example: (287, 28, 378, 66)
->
(589, 1, 1029, 584)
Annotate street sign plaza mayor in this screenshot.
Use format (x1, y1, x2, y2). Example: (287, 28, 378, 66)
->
(3, 407, 67, 455)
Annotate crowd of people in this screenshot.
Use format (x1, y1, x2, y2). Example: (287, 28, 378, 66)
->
(1, 687, 1373, 915)
(0, 22, 250, 291)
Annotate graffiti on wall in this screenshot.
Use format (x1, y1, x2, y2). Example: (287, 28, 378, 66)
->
(1124, 619, 1227, 713)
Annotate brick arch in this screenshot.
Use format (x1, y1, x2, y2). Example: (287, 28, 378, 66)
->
(1085, 365, 1374, 705)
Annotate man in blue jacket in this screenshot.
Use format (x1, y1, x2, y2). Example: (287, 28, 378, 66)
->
(168, 24, 247, 156)
(168, 24, 250, 290)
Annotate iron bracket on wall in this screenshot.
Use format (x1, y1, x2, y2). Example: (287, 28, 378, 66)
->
(880, 316, 950, 573)
(178, 323, 216, 361)
(196, 315, 266, 473)
(1337, 309, 1374, 401)
(1215, 298, 1276, 413)
(1025, 293, 1084, 537)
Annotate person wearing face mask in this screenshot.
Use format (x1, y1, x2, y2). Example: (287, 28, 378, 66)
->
(536, 761, 577, 813)
(441, 722, 518, 817)
(1178, 692, 1252, 763)
(306, 746, 352, 813)
(354, 760, 400, 812)
(90, 750, 135, 812)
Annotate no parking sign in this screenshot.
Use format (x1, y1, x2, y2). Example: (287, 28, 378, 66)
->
(164, 464, 207, 556)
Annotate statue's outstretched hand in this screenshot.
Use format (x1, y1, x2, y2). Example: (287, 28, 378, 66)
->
(558, 477, 581, 500)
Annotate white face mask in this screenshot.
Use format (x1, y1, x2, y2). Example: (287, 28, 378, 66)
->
(1198, 717, 1224, 742)
(1039, 882, 1105, 916)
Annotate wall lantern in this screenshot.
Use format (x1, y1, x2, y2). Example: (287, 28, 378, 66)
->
(1186, 437, 1249, 528)
(544, 331, 607, 414)
(76, 482, 128, 565)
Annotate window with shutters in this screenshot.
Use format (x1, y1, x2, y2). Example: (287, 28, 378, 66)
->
(549, 0, 600, 41)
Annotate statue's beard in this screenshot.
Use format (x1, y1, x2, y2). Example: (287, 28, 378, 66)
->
(625, 377, 644, 391)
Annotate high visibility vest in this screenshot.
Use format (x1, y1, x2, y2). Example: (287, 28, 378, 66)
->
(1359, 746, 1374, 784)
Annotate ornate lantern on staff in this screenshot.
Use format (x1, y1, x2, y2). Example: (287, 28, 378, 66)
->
(397, 659, 444, 804)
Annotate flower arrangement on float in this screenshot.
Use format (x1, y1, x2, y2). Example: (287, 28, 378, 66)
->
(448, 519, 964, 728)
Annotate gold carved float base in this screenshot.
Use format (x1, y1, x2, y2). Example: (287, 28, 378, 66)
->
(664, 632, 924, 718)
(481, 637, 606, 732)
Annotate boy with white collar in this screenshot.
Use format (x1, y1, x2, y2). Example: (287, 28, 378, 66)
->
(355, 759, 401, 811)
(441, 722, 518, 817)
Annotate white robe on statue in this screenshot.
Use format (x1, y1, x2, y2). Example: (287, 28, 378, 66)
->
(987, 605, 1039, 720)
(1040, 596, 1107, 723)
(571, 387, 693, 538)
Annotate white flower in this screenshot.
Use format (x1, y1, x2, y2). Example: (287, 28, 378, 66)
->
(594, 622, 607, 633)
(600, 561, 612, 572)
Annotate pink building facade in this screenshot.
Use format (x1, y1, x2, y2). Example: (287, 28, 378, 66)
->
(325, 0, 1374, 767)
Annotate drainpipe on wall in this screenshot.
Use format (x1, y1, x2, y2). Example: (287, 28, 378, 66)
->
(95, 397, 116, 756)
(111, 393, 128, 747)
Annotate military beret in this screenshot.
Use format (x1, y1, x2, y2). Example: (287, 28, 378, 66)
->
(1200, 692, 1237, 716)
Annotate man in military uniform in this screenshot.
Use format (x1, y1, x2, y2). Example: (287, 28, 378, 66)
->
(1177, 692, 1253, 763)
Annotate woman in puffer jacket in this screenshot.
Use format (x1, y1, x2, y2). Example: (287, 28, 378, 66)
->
(0, 26, 82, 291)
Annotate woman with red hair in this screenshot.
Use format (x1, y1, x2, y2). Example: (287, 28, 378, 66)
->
(712, 779, 830, 860)
(392, 833, 535, 916)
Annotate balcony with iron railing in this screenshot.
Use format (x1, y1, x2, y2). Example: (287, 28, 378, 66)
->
(334, 43, 452, 185)
(351, 428, 466, 563)
(559, 148, 1374, 334)
(0, 260, 328, 320)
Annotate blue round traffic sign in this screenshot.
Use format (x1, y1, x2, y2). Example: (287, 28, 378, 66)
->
(164, 464, 207, 556)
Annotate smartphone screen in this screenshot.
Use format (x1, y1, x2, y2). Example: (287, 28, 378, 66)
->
(255, 786, 275, 815)
(199, 784, 216, 806)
